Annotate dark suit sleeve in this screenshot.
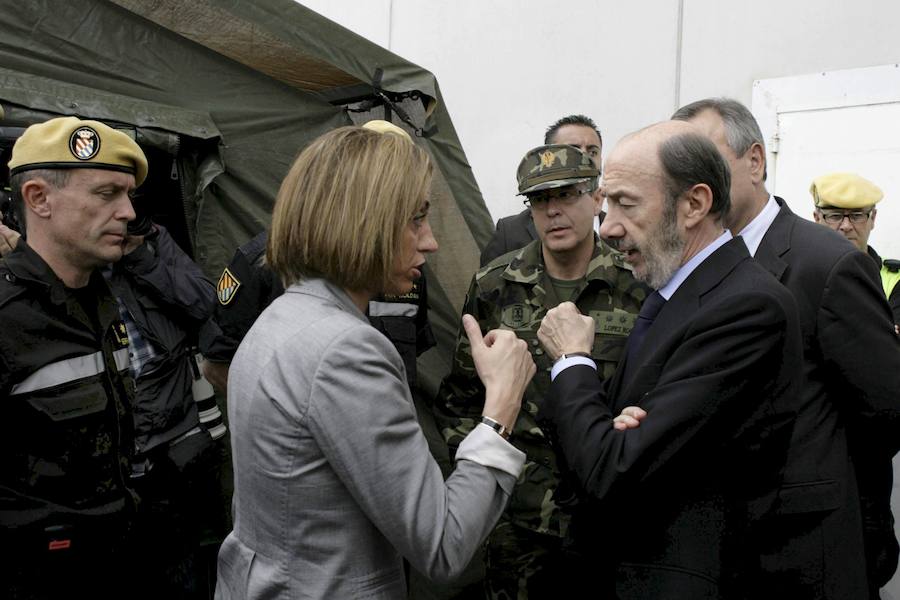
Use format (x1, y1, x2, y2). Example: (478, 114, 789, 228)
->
(541, 289, 798, 503)
(120, 225, 216, 324)
(818, 250, 900, 451)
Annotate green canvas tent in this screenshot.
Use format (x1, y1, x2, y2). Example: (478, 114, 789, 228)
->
(0, 0, 494, 396)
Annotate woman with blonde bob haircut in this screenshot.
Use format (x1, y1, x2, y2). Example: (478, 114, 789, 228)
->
(216, 125, 535, 600)
(267, 126, 429, 294)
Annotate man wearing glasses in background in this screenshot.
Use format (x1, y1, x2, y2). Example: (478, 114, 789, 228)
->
(480, 114, 604, 266)
(812, 172, 900, 327)
(436, 144, 648, 598)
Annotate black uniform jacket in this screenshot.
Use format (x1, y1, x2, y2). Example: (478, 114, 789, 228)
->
(540, 237, 804, 600)
(107, 225, 216, 453)
(0, 242, 135, 532)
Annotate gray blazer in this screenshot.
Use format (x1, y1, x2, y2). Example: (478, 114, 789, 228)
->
(215, 278, 524, 600)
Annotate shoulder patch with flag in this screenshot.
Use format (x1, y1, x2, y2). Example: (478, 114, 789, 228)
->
(217, 267, 241, 305)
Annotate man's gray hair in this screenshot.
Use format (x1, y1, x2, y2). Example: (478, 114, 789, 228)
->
(672, 98, 765, 157)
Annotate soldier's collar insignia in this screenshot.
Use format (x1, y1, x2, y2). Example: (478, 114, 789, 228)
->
(112, 320, 129, 348)
(217, 267, 241, 305)
(69, 126, 101, 160)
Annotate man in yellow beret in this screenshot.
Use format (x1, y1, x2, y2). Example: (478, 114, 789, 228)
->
(812, 172, 900, 326)
(0, 116, 145, 596)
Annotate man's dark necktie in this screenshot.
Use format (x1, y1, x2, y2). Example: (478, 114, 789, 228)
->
(622, 291, 666, 382)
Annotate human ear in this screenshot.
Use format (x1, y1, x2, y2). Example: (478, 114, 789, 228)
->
(682, 183, 713, 228)
(21, 179, 52, 219)
(747, 143, 766, 184)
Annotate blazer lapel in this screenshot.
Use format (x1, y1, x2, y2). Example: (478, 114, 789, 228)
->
(753, 197, 793, 282)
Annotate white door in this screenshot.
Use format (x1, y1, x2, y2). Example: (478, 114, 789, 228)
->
(754, 63, 900, 599)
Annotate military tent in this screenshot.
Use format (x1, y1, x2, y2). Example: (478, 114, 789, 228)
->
(0, 0, 494, 395)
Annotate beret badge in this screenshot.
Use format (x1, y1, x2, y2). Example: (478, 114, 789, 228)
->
(69, 126, 101, 161)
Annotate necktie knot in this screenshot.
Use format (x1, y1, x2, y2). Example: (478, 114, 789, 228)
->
(638, 291, 666, 322)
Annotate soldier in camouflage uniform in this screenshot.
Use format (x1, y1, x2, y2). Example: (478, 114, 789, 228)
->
(436, 144, 649, 599)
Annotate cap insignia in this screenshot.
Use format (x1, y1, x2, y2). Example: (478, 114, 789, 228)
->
(69, 126, 101, 161)
(539, 151, 556, 168)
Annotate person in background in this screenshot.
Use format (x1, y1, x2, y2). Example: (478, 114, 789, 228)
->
(104, 218, 224, 599)
(215, 125, 535, 599)
(811, 171, 900, 326)
(480, 114, 604, 266)
(1, 120, 227, 599)
(1, 116, 141, 598)
(674, 98, 900, 598)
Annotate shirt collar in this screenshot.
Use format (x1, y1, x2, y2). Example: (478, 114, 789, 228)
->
(658, 229, 733, 300)
(738, 194, 779, 257)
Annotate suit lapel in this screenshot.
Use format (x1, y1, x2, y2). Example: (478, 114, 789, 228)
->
(753, 197, 793, 282)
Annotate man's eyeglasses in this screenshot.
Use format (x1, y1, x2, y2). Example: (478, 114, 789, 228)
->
(523, 186, 592, 209)
(817, 209, 873, 225)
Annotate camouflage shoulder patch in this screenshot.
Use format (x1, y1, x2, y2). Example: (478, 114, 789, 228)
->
(217, 267, 241, 306)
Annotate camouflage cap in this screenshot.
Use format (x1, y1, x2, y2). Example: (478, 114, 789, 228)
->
(810, 172, 883, 208)
(516, 144, 599, 196)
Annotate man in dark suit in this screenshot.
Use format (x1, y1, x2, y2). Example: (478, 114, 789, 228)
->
(480, 114, 603, 266)
(536, 120, 804, 599)
(674, 98, 900, 599)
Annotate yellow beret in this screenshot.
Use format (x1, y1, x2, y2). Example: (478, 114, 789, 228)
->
(8, 116, 148, 186)
(810, 172, 883, 209)
(362, 119, 412, 141)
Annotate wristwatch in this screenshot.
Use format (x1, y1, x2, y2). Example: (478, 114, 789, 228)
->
(480, 415, 511, 440)
(558, 351, 592, 361)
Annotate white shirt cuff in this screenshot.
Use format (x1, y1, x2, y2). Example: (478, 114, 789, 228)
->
(456, 423, 526, 479)
(550, 355, 597, 381)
